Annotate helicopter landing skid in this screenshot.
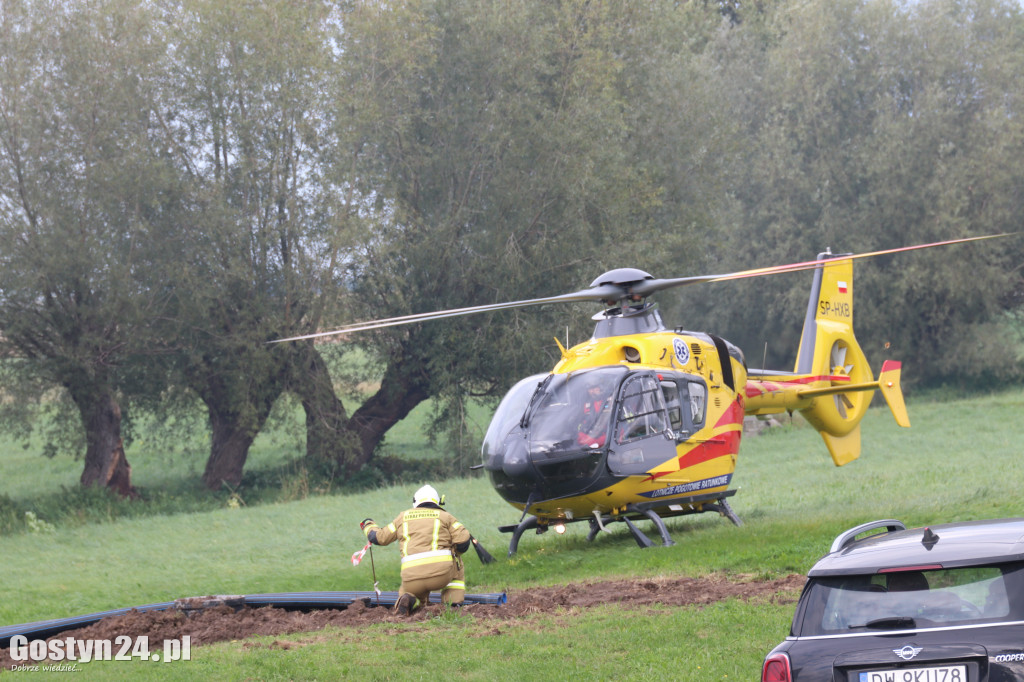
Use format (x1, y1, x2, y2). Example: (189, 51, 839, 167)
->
(504, 515, 541, 557)
(704, 497, 743, 527)
(619, 505, 676, 548)
(499, 490, 742, 556)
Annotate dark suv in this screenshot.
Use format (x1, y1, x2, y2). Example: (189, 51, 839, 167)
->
(763, 518, 1024, 682)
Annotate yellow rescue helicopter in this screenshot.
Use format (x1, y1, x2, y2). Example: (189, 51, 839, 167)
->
(276, 235, 1005, 556)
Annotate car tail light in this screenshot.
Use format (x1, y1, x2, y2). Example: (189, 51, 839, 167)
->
(762, 652, 792, 682)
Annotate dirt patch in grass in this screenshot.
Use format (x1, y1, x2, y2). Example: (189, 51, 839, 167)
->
(1, 574, 804, 665)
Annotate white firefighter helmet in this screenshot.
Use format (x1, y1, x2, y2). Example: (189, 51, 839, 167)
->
(413, 484, 441, 507)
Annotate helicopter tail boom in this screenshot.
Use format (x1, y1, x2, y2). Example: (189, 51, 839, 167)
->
(794, 360, 908, 424)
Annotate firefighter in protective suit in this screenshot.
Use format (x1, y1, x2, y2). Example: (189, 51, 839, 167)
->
(360, 484, 472, 615)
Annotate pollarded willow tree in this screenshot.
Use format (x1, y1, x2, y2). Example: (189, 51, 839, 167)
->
(0, 0, 184, 494)
(151, 0, 366, 489)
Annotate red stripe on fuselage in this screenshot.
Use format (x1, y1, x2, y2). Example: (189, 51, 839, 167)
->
(645, 399, 743, 481)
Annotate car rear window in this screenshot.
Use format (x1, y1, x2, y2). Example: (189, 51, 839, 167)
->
(797, 562, 1024, 636)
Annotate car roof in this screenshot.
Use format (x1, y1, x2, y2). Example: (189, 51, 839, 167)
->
(809, 518, 1024, 576)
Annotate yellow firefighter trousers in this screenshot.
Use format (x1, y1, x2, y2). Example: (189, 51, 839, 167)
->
(399, 557, 465, 606)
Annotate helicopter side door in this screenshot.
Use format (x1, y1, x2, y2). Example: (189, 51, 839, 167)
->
(658, 374, 708, 441)
(607, 373, 677, 476)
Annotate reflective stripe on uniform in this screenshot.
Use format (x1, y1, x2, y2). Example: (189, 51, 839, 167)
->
(443, 580, 465, 591)
(401, 548, 453, 567)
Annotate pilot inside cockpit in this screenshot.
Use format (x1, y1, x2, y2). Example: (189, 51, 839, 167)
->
(577, 381, 612, 448)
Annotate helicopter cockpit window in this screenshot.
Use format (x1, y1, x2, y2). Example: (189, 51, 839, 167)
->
(660, 381, 685, 434)
(688, 381, 707, 426)
(525, 368, 625, 454)
(615, 374, 668, 444)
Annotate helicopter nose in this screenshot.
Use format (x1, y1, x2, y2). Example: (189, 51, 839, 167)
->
(501, 444, 531, 479)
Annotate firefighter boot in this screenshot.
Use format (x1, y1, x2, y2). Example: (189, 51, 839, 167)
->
(395, 593, 417, 616)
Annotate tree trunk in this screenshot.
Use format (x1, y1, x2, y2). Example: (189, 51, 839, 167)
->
(344, 360, 430, 473)
(202, 408, 261, 489)
(191, 349, 288, 490)
(67, 379, 136, 498)
(287, 345, 358, 475)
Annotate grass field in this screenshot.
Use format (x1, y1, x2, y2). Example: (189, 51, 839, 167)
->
(2, 389, 1024, 679)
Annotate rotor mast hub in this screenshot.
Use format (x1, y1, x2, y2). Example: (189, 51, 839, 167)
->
(589, 267, 655, 308)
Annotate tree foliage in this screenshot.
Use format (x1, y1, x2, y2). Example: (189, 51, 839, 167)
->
(683, 0, 1024, 387)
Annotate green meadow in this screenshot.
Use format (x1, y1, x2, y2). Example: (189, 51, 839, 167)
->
(3, 389, 1024, 680)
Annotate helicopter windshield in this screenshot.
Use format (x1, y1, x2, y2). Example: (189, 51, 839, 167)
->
(481, 373, 549, 469)
(526, 368, 625, 454)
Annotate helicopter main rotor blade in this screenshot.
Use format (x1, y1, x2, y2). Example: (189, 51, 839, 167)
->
(272, 233, 1011, 344)
(630, 233, 1011, 298)
(270, 284, 625, 343)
